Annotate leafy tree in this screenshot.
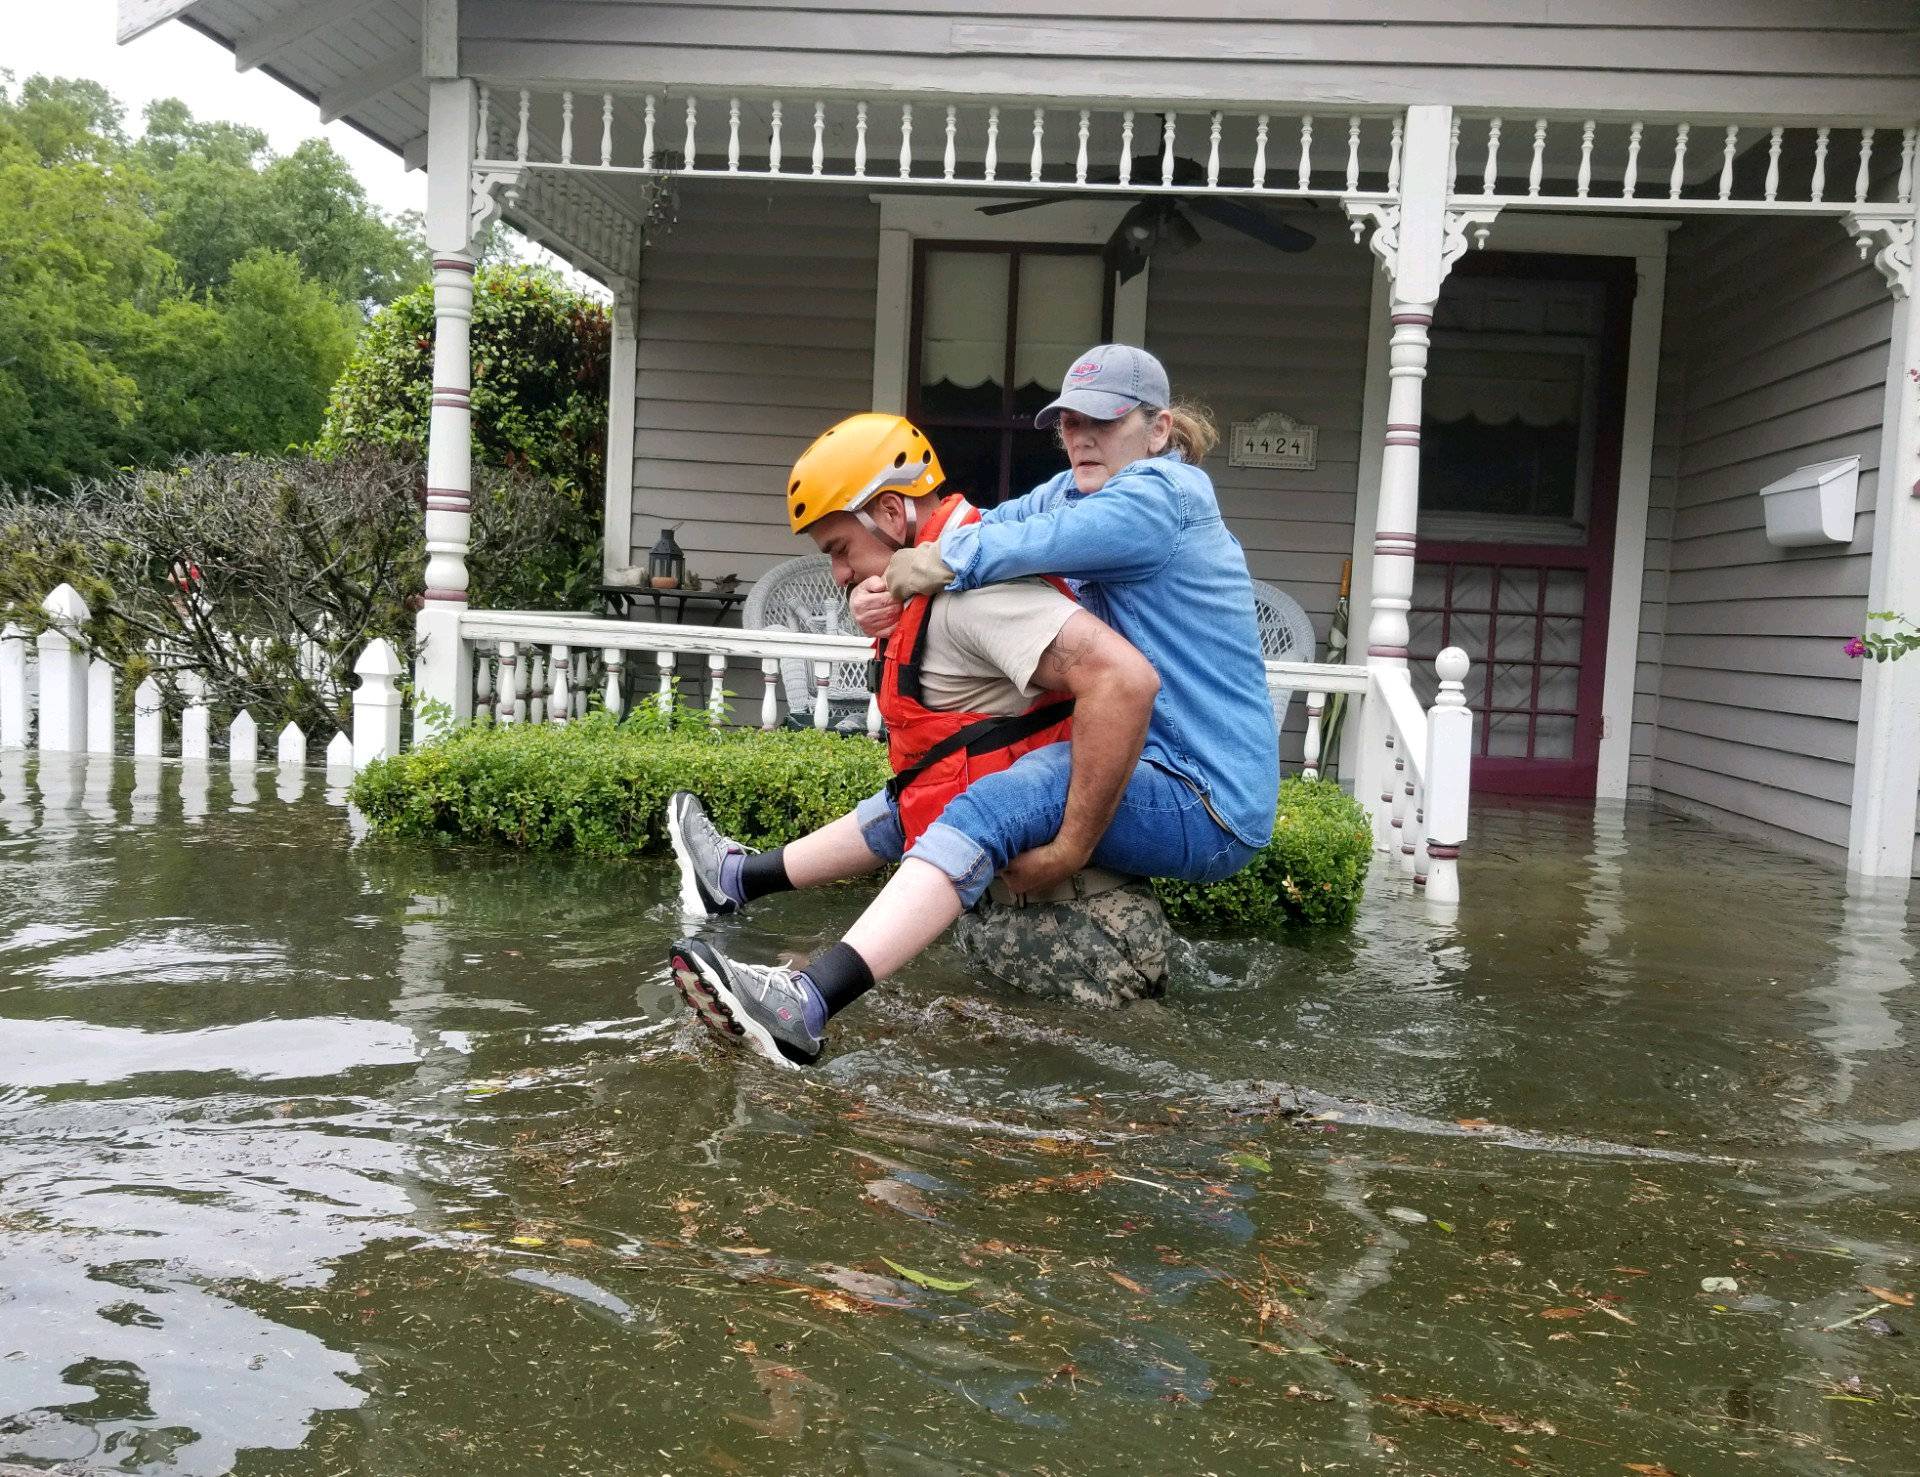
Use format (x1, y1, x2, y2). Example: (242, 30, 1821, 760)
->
(320, 265, 611, 608)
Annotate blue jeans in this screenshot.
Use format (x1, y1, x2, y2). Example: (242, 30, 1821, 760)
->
(853, 740, 1258, 908)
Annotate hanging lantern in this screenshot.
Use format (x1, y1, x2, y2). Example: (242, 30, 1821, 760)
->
(648, 528, 686, 589)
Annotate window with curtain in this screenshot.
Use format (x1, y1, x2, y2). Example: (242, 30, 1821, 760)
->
(908, 242, 1111, 507)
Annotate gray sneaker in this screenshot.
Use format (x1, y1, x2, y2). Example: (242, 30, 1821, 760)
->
(665, 791, 748, 916)
(668, 938, 825, 1068)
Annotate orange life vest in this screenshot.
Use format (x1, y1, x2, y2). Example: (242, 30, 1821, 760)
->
(876, 493, 1076, 850)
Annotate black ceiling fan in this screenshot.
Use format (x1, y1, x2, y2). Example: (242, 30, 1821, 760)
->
(978, 153, 1315, 283)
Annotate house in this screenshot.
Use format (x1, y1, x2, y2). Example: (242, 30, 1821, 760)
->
(120, 1, 1920, 885)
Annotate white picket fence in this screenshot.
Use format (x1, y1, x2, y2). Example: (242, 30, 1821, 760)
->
(0, 584, 404, 773)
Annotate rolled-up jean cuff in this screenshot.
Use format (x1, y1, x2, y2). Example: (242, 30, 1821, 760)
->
(904, 821, 997, 908)
(854, 787, 908, 862)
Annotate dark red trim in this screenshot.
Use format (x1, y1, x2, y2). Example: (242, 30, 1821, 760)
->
(1391, 312, 1434, 325)
(433, 257, 477, 273)
(423, 590, 470, 603)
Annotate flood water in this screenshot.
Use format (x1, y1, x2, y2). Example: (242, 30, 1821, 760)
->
(2, 752, 1917, 1476)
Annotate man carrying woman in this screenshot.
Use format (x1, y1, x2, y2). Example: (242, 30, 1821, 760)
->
(668, 344, 1278, 1067)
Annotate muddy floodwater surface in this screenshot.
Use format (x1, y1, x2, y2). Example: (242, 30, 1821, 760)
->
(1, 752, 1917, 1476)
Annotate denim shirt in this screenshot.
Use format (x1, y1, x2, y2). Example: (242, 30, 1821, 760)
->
(937, 456, 1279, 849)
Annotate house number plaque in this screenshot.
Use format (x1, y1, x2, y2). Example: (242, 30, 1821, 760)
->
(1229, 411, 1318, 471)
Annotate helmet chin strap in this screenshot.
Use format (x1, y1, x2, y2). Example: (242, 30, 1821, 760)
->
(852, 492, 922, 552)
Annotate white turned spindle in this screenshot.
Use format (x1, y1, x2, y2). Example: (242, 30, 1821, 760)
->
(811, 661, 831, 730)
(277, 722, 305, 768)
(1764, 125, 1783, 201)
(352, 640, 402, 768)
(1855, 128, 1876, 204)
(476, 85, 491, 154)
(760, 658, 779, 730)
(1812, 126, 1830, 202)
(132, 677, 162, 757)
(180, 672, 210, 761)
(1399, 750, 1419, 874)
(727, 97, 741, 172)
(1346, 116, 1361, 191)
(657, 649, 675, 714)
(1388, 114, 1403, 194)
(1030, 107, 1045, 182)
(866, 694, 881, 740)
(1669, 122, 1690, 200)
(549, 643, 571, 725)
(87, 659, 114, 755)
(1577, 119, 1595, 198)
(560, 91, 574, 164)
(1377, 731, 1397, 851)
(1899, 126, 1916, 205)
(1718, 125, 1738, 201)
(1161, 112, 1176, 186)
(1410, 779, 1429, 889)
(229, 709, 258, 768)
(1447, 114, 1459, 192)
(1297, 114, 1312, 190)
(707, 653, 727, 722)
(1390, 741, 1410, 873)
(601, 93, 613, 166)
(943, 105, 956, 180)
(1120, 111, 1134, 184)
(1076, 109, 1091, 184)
(36, 584, 89, 753)
(515, 89, 530, 162)
(769, 99, 783, 173)
(811, 101, 824, 175)
(1527, 119, 1546, 196)
(473, 653, 494, 722)
(0, 624, 25, 748)
(1302, 693, 1325, 780)
(1424, 647, 1473, 906)
(985, 105, 999, 181)
(1622, 121, 1641, 199)
(899, 102, 913, 178)
(498, 641, 521, 725)
(683, 97, 698, 170)
(1206, 112, 1222, 187)
(854, 101, 867, 176)
(1252, 114, 1268, 188)
(642, 96, 656, 170)
(604, 648, 625, 718)
(527, 653, 547, 725)
(572, 651, 588, 719)
(1481, 116, 1502, 195)
(325, 731, 353, 772)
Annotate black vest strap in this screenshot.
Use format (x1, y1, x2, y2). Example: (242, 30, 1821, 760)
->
(883, 700, 1075, 803)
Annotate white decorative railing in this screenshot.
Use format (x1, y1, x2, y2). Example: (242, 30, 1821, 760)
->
(1369, 649, 1473, 906)
(474, 85, 1403, 203)
(1448, 114, 1915, 214)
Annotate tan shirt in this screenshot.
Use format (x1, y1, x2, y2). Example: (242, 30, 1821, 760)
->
(916, 578, 1078, 717)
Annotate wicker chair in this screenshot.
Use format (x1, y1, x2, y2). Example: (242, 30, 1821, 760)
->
(1250, 579, 1317, 728)
(741, 553, 872, 730)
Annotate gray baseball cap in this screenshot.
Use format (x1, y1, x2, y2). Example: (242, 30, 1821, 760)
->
(1035, 344, 1170, 428)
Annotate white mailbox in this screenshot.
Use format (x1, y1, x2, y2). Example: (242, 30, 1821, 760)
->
(1758, 456, 1859, 548)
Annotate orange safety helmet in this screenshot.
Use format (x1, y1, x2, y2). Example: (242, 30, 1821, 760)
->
(786, 413, 944, 537)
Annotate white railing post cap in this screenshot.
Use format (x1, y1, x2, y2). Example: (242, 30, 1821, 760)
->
(1436, 647, 1470, 683)
(40, 583, 90, 624)
(355, 639, 404, 679)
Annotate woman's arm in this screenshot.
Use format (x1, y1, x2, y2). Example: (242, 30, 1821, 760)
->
(939, 467, 1186, 590)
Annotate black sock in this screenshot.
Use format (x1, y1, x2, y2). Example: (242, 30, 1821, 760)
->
(798, 941, 875, 1020)
(738, 848, 794, 904)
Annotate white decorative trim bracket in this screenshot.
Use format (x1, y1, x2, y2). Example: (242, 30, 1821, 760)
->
(1842, 208, 1914, 300)
(1344, 200, 1501, 285)
(470, 166, 527, 239)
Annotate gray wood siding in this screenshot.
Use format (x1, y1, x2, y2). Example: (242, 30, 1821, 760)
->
(1639, 214, 1892, 853)
(629, 182, 880, 575)
(462, 1, 1919, 120)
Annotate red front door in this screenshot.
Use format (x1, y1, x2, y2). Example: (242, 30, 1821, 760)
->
(1407, 254, 1636, 800)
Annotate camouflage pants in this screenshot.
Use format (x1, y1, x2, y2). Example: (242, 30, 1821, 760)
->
(950, 878, 1171, 1008)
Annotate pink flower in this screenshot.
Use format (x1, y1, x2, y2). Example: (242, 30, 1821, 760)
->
(1844, 637, 1867, 659)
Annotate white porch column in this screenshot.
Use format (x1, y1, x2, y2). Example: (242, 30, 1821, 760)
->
(414, 73, 479, 727)
(1846, 195, 1919, 877)
(601, 281, 640, 582)
(1346, 105, 1458, 853)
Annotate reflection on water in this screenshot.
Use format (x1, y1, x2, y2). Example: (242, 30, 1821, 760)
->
(1, 758, 1916, 1475)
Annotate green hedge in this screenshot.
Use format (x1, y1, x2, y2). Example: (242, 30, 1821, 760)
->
(349, 713, 1371, 929)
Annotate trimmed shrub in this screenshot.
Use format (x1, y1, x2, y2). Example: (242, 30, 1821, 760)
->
(1151, 777, 1373, 930)
(350, 722, 1373, 929)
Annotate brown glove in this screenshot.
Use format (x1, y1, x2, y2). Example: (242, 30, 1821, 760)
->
(884, 541, 955, 603)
